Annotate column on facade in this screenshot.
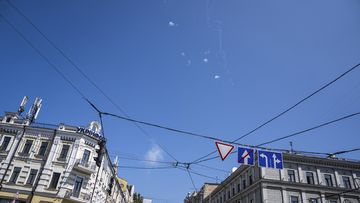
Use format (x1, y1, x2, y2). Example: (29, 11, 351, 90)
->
(262, 187, 268, 203)
(352, 172, 359, 188)
(45, 136, 61, 167)
(280, 169, 285, 181)
(334, 170, 341, 187)
(281, 188, 287, 203)
(316, 168, 322, 186)
(68, 138, 83, 167)
(320, 193, 326, 203)
(301, 191, 306, 203)
(298, 165, 304, 183)
(261, 167, 266, 179)
(0, 130, 23, 179)
(339, 195, 345, 203)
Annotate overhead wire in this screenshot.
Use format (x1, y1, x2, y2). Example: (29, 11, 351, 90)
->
(191, 62, 360, 164)
(3, 1, 360, 192)
(117, 166, 176, 170)
(191, 112, 360, 164)
(0, 14, 87, 99)
(4, 0, 179, 163)
(186, 169, 197, 192)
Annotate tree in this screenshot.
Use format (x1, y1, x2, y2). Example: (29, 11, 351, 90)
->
(133, 192, 143, 203)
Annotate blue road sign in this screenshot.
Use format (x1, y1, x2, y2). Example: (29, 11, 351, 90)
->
(238, 147, 254, 165)
(258, 150, 283, 169)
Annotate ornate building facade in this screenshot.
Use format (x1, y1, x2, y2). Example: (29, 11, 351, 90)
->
(0, 98, 132, 203)
(186, 153, 360, 203)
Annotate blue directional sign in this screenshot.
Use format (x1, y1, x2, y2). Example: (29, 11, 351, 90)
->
(238, 147, 254, 165)
(258, 150, 283, 169)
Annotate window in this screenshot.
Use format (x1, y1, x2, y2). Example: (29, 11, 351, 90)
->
(249, 175, 253, 185)
(250, 200, 253, 203)
(9, 167, 21, 183)
(309, 198, 318, 203)
(22, 140, 33, 154)
(223, 194, 226, 201)
(237, 183, 240, 192)
(343, 176, 351, 189)
(220, 197, 222, 203)
(306, 172, 314, 185)
(81, 149, 91, 164)
(59, 145, 70, 159)
(290, 196, 299, 203)
(26, 169, 38, 185)
(49, 172, 61, 189)
(0, 137, 11, 151)
(243, 179, 246, 189)
(73, 176, 83, 197)
(288, 170, 296, 182)
(6, 117, 11, 123)
(38, 142, 48, 156)
(232, 187, 235, 196)
(329, 200, 337, 203)
(324, 174, 333, 187)
(227, 191, 230, 199)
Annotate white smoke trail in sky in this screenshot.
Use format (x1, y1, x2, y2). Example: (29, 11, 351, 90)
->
(206, 0, 234, 84)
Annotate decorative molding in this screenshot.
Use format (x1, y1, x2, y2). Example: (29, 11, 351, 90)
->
(85, 141, 96, 148)
(60, 136, 76, 142)
(0, 127, 19, 135)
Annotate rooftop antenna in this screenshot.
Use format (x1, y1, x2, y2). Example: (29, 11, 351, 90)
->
(26, 97, 42, 124)
(290, 141, 294, 153)
(17, 96, 28, 116)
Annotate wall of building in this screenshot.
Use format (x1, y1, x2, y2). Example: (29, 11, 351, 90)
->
(0, 112, 128, 203)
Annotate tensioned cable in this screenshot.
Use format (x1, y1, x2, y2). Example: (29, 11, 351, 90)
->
(0, 14, 87, 99)
(5, 0, 360, 167)
(192, 112, 360, 164)
(117, 165, 176, 170)
(186, 169, 198, 192)
(4, 0, 179, 163)
(191, 62, 360, 164)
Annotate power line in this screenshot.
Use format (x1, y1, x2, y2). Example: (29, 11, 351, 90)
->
(186, 169, 197, 192)
(177, 167, 219, 181)
(117, 165, 176, 170)
(102, 112, 222, 141)
(84, 99, 179, 163)
(192, 163, 230, 174)
(192, 112, 360, 164)
(0, 14, 87, 99)
(102, 109, 360, 163)
(191, 62, 360, 164)
(257, 112, 360, 146)
(109, 154, 175, 165)
(4, 1, 179, 163)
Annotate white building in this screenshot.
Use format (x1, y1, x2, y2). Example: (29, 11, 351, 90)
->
(0, 97, 131, 203)
(191, 153, 360, 203)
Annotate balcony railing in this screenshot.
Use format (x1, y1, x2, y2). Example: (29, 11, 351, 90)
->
(73, 159, 97, 174)
(65, 190, 91, 202)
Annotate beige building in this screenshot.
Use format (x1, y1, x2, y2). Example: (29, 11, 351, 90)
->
(186, 153, 360, 203)
(0, 97, 132, 203)
(185, 183, 219, 203)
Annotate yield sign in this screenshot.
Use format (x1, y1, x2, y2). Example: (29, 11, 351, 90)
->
(215, 141, 234, 161)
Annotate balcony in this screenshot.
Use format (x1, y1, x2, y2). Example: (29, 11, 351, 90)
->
(65, 190, 91, 203)
(73, 159, 97, 175)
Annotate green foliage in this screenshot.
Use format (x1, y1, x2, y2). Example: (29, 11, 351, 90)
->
(133, 192, 143, 203)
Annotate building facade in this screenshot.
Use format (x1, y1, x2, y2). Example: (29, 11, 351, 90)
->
(0, 99, 131, 203)
(185, 183, 219, 203)
(189, 153, 360, 203)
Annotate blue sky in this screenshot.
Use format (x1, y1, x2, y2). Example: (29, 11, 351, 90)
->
(1, 0, 360, 202)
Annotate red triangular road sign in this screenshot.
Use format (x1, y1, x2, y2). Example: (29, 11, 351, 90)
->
(215, 141, 234, 161)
